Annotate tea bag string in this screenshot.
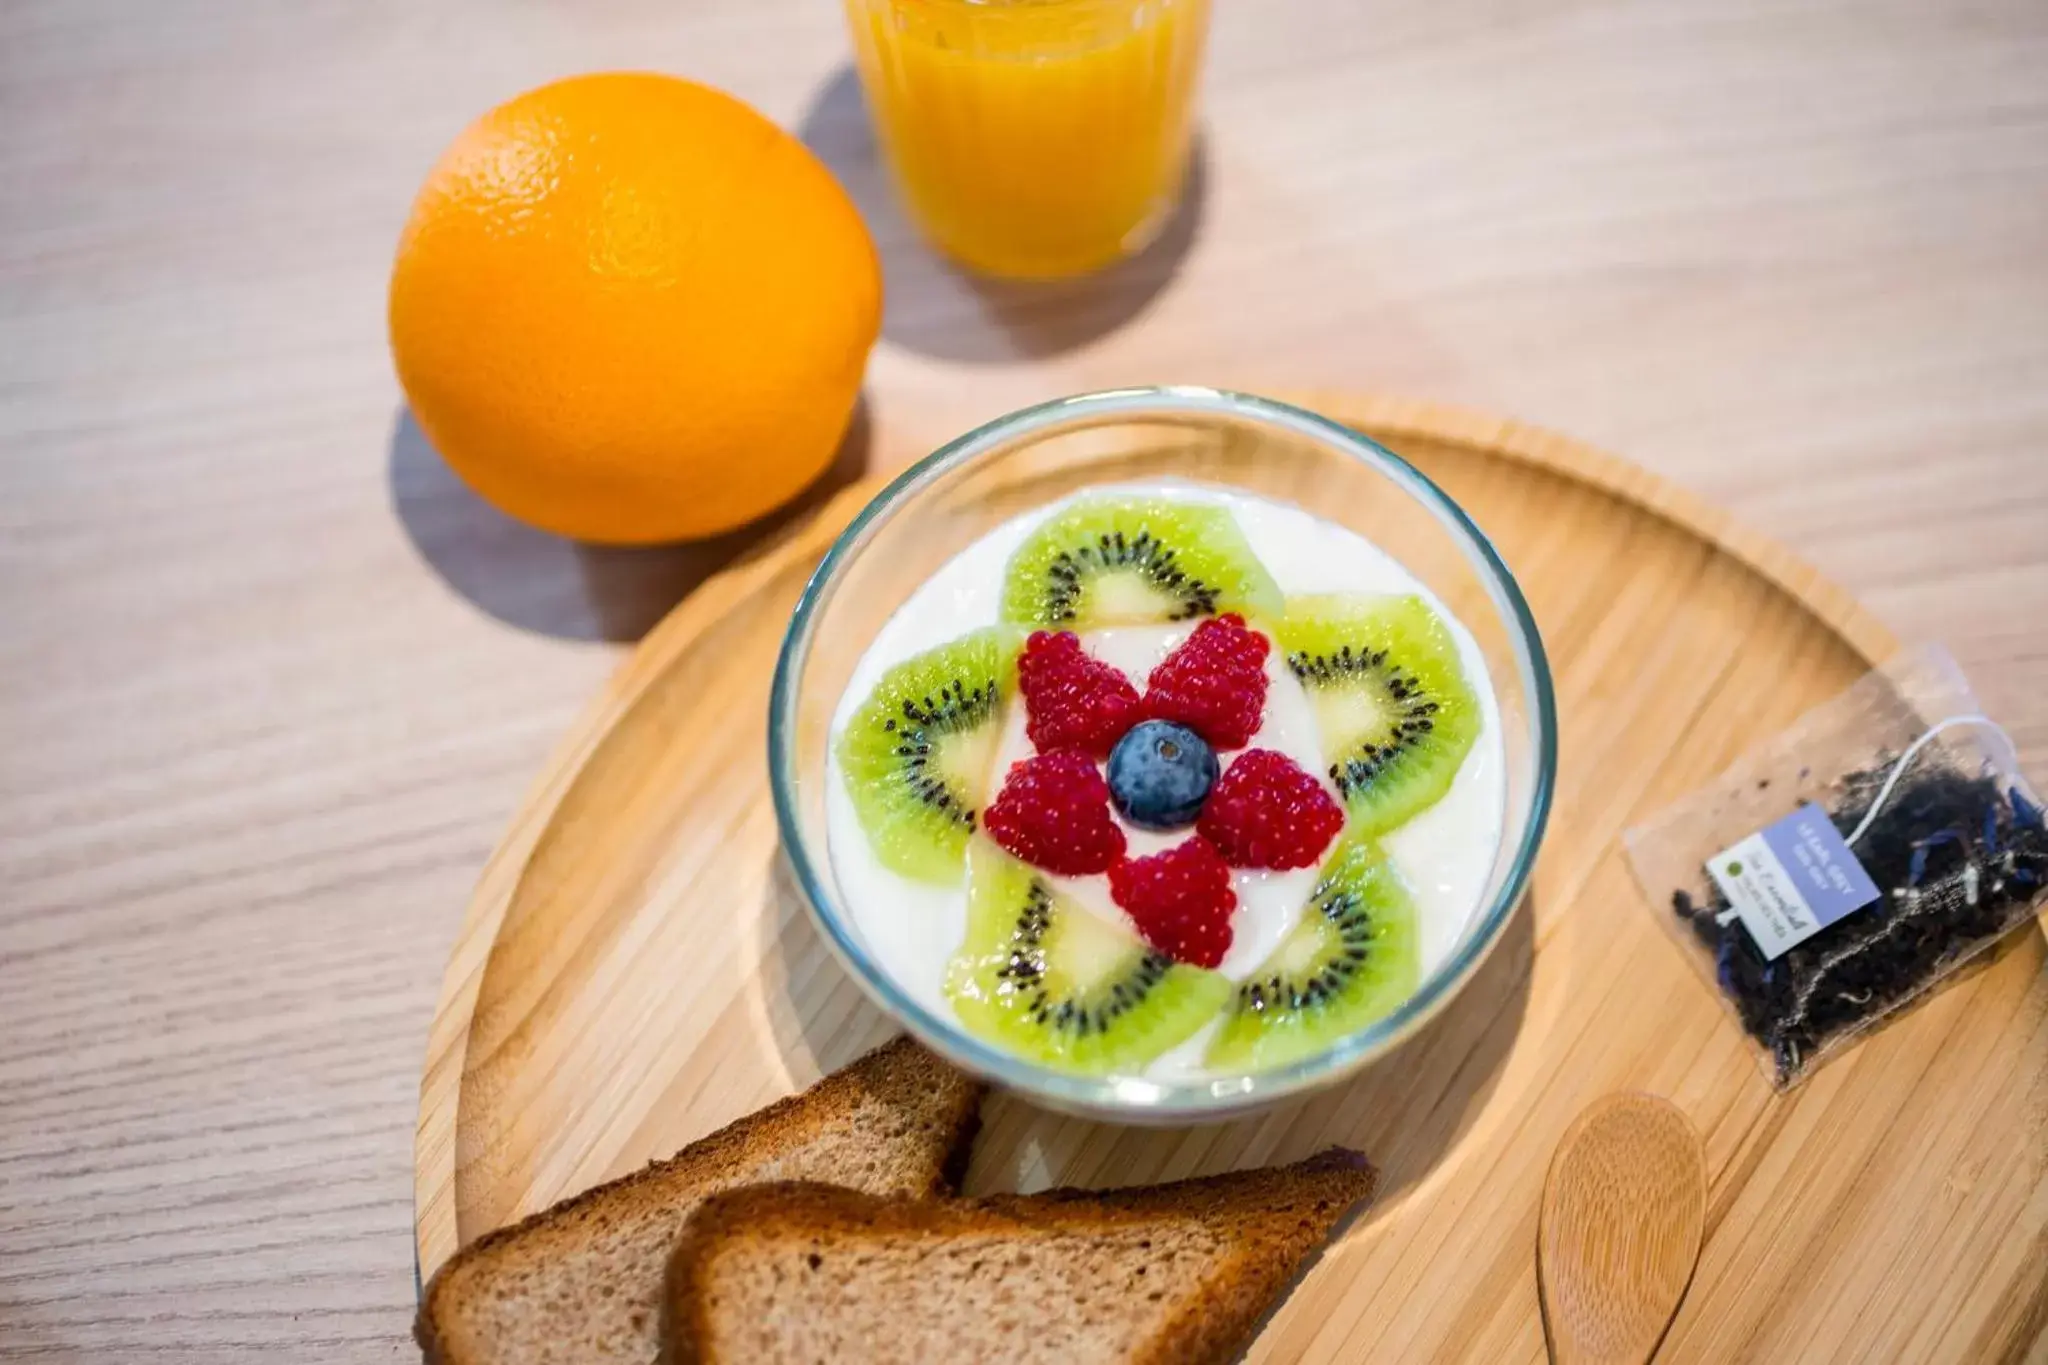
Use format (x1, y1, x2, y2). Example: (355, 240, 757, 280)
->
(1841, 713, 2015, 848)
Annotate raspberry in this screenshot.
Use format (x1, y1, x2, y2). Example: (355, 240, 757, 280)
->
(1142, 613, 1270, 751)
(1018, 630, 1142, 759)
(1197, 749, 1344, 870)
(982, 750, 1127, 876)
(1109, 836, 1237, 968)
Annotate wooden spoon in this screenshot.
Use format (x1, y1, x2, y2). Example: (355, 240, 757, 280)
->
(1539, 1092, 1707, 1365)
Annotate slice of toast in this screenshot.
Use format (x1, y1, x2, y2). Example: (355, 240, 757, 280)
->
(416, 1037, 984, 1365)
(664, 1149, 1377, 1365)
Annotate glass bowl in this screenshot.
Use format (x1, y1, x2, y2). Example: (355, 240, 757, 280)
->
(770, 387, 1555, 1121)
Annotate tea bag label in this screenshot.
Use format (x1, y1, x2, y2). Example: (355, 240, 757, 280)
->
(1707, 803, 1881, 960)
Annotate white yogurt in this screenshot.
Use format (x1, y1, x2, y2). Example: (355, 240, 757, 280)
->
(824, 482, 1507, 1081)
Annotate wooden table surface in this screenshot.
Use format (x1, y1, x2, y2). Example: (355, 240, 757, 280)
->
(3, 1, 2044, 1360)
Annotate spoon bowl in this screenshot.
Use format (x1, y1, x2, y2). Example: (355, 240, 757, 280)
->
(1539, 1092, 1707, 1365)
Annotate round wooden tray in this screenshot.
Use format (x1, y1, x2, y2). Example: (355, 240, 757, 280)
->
(413, 395, 2047, 1362)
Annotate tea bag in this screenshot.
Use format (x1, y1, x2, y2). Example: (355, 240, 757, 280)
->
(1625, 645, 2046, 1089)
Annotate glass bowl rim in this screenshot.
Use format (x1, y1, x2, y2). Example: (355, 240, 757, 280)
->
(768, 385, 1557, 1117)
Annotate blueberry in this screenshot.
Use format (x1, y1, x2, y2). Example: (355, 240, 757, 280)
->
(1107, 720, 1218, 831)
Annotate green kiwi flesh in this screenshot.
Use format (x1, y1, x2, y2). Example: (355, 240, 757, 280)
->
(1206, 831, 1420, 1071)
(1276, 593, 1481, 834)
(947, 840, 1231, 1075)
(1001, 494, 1282, 629)
(836, 628, 1019, 883)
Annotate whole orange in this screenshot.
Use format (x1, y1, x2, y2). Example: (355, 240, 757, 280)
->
(389, 73, 881, 544)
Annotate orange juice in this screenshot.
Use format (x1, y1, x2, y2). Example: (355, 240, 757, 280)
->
(843, 0, 1210, 279)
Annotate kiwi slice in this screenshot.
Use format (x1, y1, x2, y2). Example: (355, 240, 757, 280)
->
(1276, 593, 1481, 834)
(946, 840, 1231, 1075)
(1206, 832, 1420, 1072)
(836, 628, 1019, 883)
(1001, 495, 1282, 629)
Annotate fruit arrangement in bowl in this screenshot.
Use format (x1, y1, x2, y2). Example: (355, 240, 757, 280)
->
(775, 388, 1555, 1119)
(832, 485, 1498, 1079)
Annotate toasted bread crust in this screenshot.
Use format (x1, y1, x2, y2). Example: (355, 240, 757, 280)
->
(416, 1036, 984, 1365)
(665, 1150, 1376, 1365)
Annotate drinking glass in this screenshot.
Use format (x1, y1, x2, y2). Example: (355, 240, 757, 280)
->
(842, 0, 1211, 279)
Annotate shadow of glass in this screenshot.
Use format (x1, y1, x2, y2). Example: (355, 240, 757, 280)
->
(797, 64, 1208, 365)
(751, 848, 913, 1080)
(754, 839, 1535, 1207)
(386, 399, 872, 643)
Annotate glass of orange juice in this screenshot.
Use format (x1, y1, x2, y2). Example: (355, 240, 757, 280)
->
(842, 0, 1211, 280)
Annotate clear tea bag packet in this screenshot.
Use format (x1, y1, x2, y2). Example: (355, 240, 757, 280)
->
(1625, 645, 2046, 1089)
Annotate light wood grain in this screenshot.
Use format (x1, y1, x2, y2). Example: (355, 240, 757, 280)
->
(1540, 1093, 1707, 1365)
(413, 402, 2047, 1363)
(4, 0, 2048, 1360)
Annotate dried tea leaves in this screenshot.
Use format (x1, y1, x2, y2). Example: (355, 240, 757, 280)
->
(1671, 760, 2047, 1084)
